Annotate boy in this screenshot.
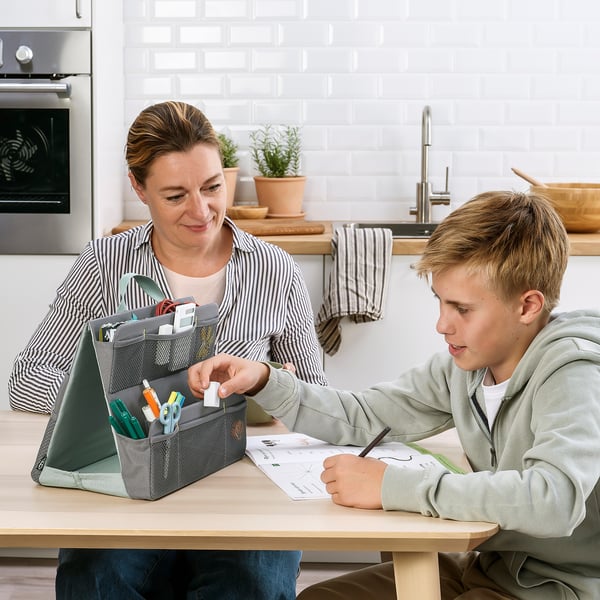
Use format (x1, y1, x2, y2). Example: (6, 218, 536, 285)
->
(188, 191, 600, 599)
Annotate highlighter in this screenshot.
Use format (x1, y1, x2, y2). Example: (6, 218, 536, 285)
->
(142, 379, 160, 418)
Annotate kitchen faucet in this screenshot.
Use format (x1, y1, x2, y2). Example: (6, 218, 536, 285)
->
(412, 105, 451, 223)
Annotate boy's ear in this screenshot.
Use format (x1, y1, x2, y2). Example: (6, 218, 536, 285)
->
(520, 290, 545, 324)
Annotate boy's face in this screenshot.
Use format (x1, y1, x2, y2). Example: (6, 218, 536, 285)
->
(431, 265, 533, 384)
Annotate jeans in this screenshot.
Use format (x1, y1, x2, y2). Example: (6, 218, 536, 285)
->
(56, 548, 301, 600)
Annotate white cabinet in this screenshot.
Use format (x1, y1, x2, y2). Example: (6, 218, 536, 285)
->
(319, 254, 600, 392)
(557, 256, 600, 312)
(1, 0, 92, 27)
(0, 255, 76, 411)
(293, 255, 325, 317)
(322, 255, 445, 390)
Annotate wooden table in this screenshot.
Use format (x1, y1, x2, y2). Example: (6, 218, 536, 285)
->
(0, 411, 497, 600)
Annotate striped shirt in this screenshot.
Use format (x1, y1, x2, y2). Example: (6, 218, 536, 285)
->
(9, 219, 327, 413)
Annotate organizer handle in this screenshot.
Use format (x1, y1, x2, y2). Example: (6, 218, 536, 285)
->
(117, 273, 166, 312)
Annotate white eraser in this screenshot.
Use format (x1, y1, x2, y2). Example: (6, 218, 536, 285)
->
(204, 381, 220, 407)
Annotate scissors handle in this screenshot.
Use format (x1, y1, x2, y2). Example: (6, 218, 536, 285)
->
(159, 402, 181, 434)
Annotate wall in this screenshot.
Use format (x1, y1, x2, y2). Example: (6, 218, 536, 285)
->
(121, 0, 600, 223)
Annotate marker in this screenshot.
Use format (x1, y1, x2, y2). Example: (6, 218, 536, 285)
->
(358, 426, 392, 457)
(142, 379, 160, 417)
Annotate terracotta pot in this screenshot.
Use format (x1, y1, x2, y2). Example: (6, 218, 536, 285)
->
(253, 176, 306, 217)
(223, 167, 239, 208)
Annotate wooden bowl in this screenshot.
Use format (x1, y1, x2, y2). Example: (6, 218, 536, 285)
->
(530, 183, 600, 233)
(226, 205, 268, 220)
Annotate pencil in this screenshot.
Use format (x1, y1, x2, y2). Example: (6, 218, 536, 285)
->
(358, 426, 392, 457)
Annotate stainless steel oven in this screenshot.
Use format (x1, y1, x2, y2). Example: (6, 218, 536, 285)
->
(0, 29, 92, 254)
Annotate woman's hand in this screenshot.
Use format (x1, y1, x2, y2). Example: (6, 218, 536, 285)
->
(321, 454, 387, 509)
(188, 353, 270, 399)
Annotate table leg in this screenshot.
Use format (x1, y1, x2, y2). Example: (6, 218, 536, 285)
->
(392, 551, 441, 600)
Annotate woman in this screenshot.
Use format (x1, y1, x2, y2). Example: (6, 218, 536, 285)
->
(9, 101, 327, 599)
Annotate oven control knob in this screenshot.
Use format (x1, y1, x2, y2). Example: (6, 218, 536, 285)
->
(16, 45, 34, 65)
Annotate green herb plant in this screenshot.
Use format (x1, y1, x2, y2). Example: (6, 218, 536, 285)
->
(249, 125, 301, 178)
(218, 132, 239, 169)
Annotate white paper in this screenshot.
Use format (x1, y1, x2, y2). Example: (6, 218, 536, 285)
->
(245, 433, 457, 500)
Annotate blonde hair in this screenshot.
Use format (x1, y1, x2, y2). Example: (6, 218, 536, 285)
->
(415, 191, 569, 313)
(126, 101, 219, 185)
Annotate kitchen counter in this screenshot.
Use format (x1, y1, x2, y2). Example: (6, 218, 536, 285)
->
(111, 221, 600, 256)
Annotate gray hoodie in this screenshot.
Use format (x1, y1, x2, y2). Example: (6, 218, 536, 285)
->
(252, 309, 600, 599)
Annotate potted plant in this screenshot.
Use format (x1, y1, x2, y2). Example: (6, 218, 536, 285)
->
(249, 124, 305, 217)
(218, 132, 239, 208)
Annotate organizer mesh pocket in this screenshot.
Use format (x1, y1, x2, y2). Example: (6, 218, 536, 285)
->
(150, 437, 181, 498)
(110, 335, 145, 392)
(192, 323, 216, 363)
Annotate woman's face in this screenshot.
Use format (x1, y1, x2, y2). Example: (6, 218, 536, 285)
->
(129, 143, 227, 255)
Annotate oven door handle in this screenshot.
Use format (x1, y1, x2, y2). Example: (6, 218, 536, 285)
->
(0, 81, 71, 96)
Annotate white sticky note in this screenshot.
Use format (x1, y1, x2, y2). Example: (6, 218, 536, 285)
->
(204, 381, 220, 407)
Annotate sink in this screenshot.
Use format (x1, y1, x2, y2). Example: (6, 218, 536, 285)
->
(342, 222, 439, 238)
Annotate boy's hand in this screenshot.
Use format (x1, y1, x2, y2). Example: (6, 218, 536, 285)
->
(321, 454, 387, 509)
(188, 353, 270, 399)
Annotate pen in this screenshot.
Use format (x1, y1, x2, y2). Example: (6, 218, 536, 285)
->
(358, 426, 391, 457)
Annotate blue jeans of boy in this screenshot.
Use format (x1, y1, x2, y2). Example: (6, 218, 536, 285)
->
(56, 548, 301, 599)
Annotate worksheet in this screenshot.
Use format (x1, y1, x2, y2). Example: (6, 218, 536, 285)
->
(245, 433, 462, 500)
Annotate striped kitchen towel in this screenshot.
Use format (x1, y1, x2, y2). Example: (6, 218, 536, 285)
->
(316, 226, 393, 356)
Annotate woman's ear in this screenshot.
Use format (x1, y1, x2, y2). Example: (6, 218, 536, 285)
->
(128, 172, 147, 204)
(520, 289, 545, 324)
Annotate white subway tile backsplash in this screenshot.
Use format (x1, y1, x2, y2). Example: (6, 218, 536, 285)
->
(179, 26, 223, 45)
(179, 75, 224, 96)
(456, 0, 506, 20)
(431, 75, 480, 100)
(380, 75, 428, 99)
(304, 0, 355, 20)
(254, 0, 299, 19)
(532, 76, 581, 100)
(126, 75, 173, 97)
(154, 51, 197, 71)
(431, 24, 482, 47)
(330, 23, 382, 47)
(230, 25, 274, 45)
(131, 26, 171, 45)
(279, 23, 330, 46)
(253, 101, 303, 123)
(533, 128, 579, 151)
(407, 0, 452, 21)
(278, 74, 327, 98)
(353, 101, 404, 124)
(203, 51, 248, 71)
(507, 50, 556, 74)
(204, 1, 249, 19)
(305, 101, 352, 124)
(303, 49, 354, 73)
(406, 50, 452, 73)
(382, 23, 429, 47)
(229, 75, 274, 97)
(123, 0, 600, 221)
(327, 126, 379, 150)
(328, 74, 379, 99)
(253, 49, 302, 72)
(481, 127, 530, 151)
(354, 49, 405, 73)
(454, 50, 505, 73)
(154, 1, 196, 18)
(356, 0, 407, 20)
(482, 76, 531, 100)
(506, 102, 555, 125)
